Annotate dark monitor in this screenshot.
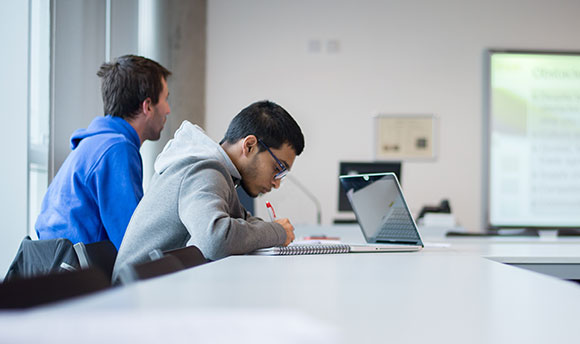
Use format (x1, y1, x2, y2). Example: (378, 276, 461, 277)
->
(338, 161, 402, 212)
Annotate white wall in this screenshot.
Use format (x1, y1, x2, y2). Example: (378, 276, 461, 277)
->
(0, 2, 29, 277)
(206, 0, 580, 231)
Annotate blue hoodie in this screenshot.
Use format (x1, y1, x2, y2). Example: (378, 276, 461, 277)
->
(35, 115, 143, 249)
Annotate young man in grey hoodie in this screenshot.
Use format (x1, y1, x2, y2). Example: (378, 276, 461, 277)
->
(113, 100, 304, 281)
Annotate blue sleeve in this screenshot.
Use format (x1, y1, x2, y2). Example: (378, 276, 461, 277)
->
(93, 143, 143, 249)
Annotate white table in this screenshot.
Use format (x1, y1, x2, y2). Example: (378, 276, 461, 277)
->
(2, 224, 580, 344)
(417, 225, 580, 279)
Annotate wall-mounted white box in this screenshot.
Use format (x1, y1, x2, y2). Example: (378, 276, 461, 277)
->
(374, 114, 437, 160)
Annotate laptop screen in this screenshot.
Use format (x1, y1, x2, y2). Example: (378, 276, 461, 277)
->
(340, 173, 422, 245)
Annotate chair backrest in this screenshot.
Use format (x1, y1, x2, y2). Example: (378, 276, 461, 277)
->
(149, 245, 208, 269)
(4, 236, 80, 282)
(0, 267, 110, 309)
(118, 255, 185, 285)
(73, 240, 117, 283)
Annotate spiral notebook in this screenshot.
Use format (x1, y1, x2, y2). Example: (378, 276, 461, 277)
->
(251, 172, 423, 256)
(252, 242, 351, 256)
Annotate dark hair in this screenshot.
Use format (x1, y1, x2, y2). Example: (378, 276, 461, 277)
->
(96, 55, 171, 119)
(220, 100, 305, 155)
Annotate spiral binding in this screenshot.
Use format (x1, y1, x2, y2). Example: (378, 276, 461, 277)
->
(253, 244, 351, 255)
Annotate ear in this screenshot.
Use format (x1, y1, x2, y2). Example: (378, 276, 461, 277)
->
(241, 135, 258, 158)
(141, 97, 153, 118)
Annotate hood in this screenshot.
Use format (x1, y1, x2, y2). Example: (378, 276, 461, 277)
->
(70, 115, 140, 150)
(154, 121, 241, 180)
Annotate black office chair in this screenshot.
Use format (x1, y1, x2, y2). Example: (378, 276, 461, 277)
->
(0, 267, 110, 309)
(148, 245, 208, 269)
(73, 240, 117, 283)
(117, 255, 185, 285)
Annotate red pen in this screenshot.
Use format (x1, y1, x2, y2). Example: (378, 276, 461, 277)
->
(265, 201, 277, 221)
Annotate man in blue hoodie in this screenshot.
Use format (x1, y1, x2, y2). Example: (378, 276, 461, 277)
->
(35, 55, 171, 249)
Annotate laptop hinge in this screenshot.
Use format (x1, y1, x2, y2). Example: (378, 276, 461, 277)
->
(375, 240, 419, 245)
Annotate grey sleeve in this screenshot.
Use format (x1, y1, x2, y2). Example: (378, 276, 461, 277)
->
(177, 164, 286, 260)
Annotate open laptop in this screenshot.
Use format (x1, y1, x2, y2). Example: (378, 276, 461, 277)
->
(339, 172, 423, 252)
(252, 172, 422, 255)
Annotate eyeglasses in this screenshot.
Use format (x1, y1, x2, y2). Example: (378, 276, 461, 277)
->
(257, 139, 288, 180)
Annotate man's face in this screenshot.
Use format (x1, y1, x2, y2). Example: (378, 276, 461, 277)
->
(145, 77, 171, 141)
(240, 142, 296, 198)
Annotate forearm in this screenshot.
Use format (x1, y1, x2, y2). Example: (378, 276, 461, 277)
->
(187, 211, 286, 260)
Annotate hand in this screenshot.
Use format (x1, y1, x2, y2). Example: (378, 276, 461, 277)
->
(274, 218, 295, 246)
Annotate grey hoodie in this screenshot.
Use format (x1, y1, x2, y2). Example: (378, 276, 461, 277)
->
(112, 121, 287, 281)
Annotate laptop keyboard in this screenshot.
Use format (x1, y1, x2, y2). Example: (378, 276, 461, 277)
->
(375, 208, 419, 241)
